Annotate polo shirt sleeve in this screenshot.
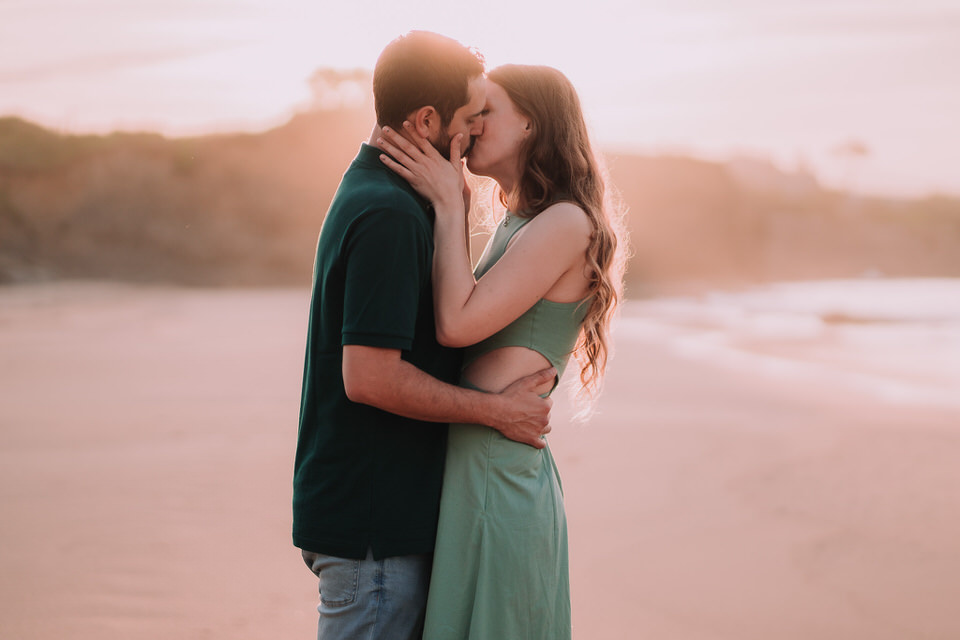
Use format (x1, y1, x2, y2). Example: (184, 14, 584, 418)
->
(341, 208, 430, 350)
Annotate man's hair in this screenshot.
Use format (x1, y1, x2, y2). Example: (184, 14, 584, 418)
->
(373, 31, 485, 130)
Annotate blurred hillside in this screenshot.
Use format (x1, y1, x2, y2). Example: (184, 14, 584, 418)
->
(2, 108, 959, 292)
(612, 154, 960, 294)
(0, 109, 369, 285)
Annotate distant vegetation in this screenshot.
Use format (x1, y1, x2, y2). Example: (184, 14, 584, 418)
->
(0, 110, 369, 285)
(2, 90, 959, 294)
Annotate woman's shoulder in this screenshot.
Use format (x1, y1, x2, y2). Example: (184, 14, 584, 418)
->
(528, 201, 593, 243)
(504, 201, 591, 259)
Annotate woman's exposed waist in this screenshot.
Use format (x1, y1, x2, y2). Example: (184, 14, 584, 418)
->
(460, 345, 557, 396)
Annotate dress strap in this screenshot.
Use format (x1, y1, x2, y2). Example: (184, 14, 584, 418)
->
(475, 212, 535, 279)
(500, 212, 534, 245)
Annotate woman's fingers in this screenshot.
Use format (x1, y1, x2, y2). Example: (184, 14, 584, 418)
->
(398, 121, 455, 163)
(378, 153, 415, 181)
(376, 133, 415, 168)
(449, 134, 462, 166)
(383, 125, 424, 157)
(400, 121, 441, 157)
(398, 120, 433, 154)
(383, 122, 460, 167)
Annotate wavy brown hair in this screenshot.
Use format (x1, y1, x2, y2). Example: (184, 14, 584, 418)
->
(487, 64, 628, 398)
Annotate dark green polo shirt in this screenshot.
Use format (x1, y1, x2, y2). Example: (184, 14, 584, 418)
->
(293, 144, 461, 560)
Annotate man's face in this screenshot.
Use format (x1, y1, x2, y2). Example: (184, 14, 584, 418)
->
(431, 75, 486, 160)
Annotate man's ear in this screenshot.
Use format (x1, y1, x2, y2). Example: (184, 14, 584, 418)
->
(410, 106, 440, 138)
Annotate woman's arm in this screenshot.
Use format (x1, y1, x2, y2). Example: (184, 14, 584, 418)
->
(431, 200, 590, 347)
(378, 126, 591, 347)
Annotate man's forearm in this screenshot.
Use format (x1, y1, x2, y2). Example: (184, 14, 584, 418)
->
(344, 348, 500, 427)
(343, 345, 551, 448)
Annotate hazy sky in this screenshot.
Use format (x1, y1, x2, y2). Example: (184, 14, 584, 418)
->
(2, 0, 958, 196)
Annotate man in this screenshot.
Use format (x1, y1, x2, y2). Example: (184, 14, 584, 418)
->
(293, 31, 554, 640)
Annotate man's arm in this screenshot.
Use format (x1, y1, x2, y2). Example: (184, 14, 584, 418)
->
(343, 345, 553, 449)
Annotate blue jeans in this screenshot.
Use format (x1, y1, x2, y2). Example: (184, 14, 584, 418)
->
(301, 548, 432, 640)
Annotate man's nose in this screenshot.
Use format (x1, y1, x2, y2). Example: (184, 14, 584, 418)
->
(470, 118, 484, 136)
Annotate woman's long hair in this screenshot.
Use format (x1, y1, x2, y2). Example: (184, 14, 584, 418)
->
(487, 64, 628, 400)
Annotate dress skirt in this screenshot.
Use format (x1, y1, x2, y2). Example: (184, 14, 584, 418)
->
(422, 421, 571, 640)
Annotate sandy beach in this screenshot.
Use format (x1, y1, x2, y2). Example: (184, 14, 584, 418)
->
(1, 283, 958, 639)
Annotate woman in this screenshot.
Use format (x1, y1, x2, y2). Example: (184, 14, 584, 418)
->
(378, 64, 625, 639)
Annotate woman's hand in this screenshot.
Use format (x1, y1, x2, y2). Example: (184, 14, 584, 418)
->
(378, 122, 466, 215)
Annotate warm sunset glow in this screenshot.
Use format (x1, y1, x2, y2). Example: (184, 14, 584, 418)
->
(4, 5, 960, 639)
(2, 0, 958, 195)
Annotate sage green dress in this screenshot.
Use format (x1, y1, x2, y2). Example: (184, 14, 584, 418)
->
(422, 213, 588, 640)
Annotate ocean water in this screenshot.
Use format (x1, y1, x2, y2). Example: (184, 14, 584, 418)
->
(620, 279, 960, 409)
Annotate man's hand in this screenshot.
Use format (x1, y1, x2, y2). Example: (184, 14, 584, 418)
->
(491, 367, 556, 449)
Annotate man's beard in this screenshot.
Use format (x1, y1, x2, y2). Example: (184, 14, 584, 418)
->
(431, 130, 474, 160)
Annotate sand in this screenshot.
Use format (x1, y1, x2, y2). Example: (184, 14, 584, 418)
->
(1, 283, 958, 639)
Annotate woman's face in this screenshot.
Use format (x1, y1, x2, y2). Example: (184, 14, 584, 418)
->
(465, 80, 530, 184)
